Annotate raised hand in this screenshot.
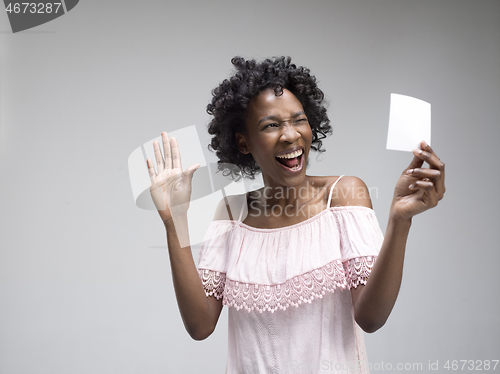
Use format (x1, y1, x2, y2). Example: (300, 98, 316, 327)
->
(147, 132, 200, 223)
(391, 141, 446, 221)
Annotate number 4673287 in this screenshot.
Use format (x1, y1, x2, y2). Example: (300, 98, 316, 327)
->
(5, 3, 62, 14)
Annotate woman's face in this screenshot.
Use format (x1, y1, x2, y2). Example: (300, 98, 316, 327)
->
(237, 88, 313, 187)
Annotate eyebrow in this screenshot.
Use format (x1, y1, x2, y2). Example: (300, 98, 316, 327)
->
(257, 111, 306, 125)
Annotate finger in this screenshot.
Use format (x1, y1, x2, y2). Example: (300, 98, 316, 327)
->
(184, 163, 201, 179)
(405, 169, 445, 200)
(416, 179, 439, 207)
(171, 137, 182, 170)
(409, 180, 439, 205)
(409, 180, 434, 191)
(406, 168, 442, 180)
(410, 180, 439, 206)
(414, 163, 446, 201)
(416, 142, 445, 171)
(406, 153, 424, 171)
(153, 140, 165, 173)
(412, 149, 441, 171)
(417, 141, 445, 198)
(146, 158, 156, 183)
(162, 132, 172, 169)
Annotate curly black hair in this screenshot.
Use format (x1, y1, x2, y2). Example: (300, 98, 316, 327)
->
(207, 56, 332, 179)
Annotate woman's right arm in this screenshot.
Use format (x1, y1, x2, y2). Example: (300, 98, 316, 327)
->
(163, 214, 223, 341)
(147, 132, 223, 340)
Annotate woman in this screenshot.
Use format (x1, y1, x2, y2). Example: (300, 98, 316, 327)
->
(146, 57, 445, 373)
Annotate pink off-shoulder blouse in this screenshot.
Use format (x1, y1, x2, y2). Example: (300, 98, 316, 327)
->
(197, 177, 384, 374)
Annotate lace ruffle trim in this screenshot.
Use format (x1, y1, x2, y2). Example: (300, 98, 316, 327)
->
(198, 269, 226, 300)
(344, 256, 377, 288)
(198, 256, 377, 313)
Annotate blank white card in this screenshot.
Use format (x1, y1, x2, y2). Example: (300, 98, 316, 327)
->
(386, 93, 431, 152)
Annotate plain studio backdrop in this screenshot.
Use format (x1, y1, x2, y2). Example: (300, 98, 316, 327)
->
(1, 1, 499, 373)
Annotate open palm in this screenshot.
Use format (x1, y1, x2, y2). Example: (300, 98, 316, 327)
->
(147, 132, 200, 223)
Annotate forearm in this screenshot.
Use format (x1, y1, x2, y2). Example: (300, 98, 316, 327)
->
(353, 215, 412, 332)
(164, 214, 217, 340)
(352, 142, 445, 332)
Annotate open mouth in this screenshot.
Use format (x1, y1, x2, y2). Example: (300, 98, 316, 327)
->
(275, 148, 304, 172)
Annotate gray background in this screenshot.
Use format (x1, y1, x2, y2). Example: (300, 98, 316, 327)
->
(1, 1, 499, 373)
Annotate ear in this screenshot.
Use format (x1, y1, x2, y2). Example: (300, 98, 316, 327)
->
(235, 132, 251, 154)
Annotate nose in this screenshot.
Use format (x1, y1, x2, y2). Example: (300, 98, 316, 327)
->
(279, 123, 301, 143)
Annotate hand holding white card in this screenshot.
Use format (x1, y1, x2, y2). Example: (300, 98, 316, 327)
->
(386, 93, 431, 152)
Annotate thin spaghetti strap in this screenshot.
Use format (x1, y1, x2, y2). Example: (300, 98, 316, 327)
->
(237, 193, 248, 222)
(326, 175, 345, 209)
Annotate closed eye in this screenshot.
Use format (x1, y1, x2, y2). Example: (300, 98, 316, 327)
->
(263, 123, 279, 129)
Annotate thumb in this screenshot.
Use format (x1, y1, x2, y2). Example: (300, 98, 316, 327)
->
(184, 163, 201, 179)
(406, 152, 424, 171)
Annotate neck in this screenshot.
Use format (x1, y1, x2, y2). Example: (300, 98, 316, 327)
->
(254, 175, 317, 209)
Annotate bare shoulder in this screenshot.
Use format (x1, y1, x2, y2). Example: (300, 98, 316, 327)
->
(330, 175, 373, 209)
(213, 193, 247, 221)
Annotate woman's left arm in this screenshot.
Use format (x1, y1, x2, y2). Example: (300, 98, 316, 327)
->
(351, 141, 445, 333)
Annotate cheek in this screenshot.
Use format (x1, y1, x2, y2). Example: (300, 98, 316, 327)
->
(304, 126, 313, 144)
(253, 133, 277, 149)
(247, 135, 275, 162)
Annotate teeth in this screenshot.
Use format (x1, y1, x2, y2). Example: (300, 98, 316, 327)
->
(276, 149, 303, 159)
